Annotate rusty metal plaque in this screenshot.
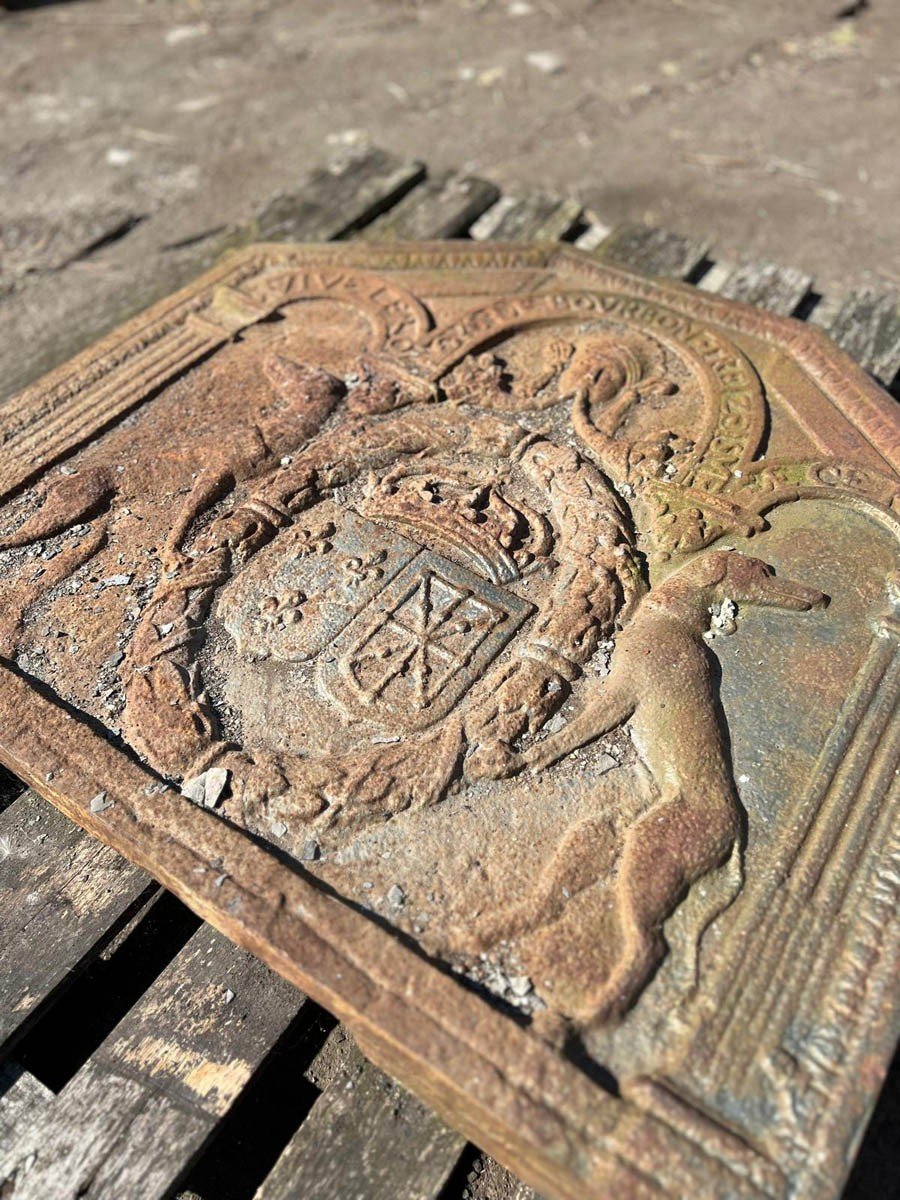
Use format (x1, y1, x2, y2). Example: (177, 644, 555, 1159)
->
(0, 242, 898, 1199)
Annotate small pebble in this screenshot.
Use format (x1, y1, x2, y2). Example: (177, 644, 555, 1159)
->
(387, 884, 405, 907)
(223, 988, 235, 1004)
(526, 51, 566, 75)
(165, 23, 209, 46)
(89, 791, 114, 813)
(181, 767, 229, 809)
(300, 839, 320, 862)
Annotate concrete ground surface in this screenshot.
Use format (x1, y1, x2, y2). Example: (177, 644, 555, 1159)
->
(1, 0, 899, 298)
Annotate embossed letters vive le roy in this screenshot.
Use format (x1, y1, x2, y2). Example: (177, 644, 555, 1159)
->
(0, 243, 897, 1200)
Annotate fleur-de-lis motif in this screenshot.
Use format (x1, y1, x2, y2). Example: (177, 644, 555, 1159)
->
(291, 520, 335, 558)
(257, 588, 306, 628)
(341, 549, 388, 589)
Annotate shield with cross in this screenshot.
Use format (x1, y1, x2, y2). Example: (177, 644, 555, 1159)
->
(320, 548, 532, 731)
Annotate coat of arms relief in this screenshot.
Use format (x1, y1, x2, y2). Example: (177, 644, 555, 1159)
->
(1, 254, 897, 1075)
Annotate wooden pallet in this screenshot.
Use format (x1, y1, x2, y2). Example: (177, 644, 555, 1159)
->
(0, 148, 897, 1200)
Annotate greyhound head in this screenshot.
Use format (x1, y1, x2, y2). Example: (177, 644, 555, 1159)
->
(679, 550, 827, 613)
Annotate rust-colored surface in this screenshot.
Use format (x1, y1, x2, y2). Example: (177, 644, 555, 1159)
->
(0, 242, 897, 1200)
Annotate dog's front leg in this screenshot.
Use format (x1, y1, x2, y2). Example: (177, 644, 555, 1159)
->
(522, 677, 636, 775)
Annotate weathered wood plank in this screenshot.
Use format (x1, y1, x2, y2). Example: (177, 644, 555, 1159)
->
(224, 147, 425, 249)
(826, 288, 900, 385)
(0, 1064, 52, 1150)
(471, 194, 582, 243)
(594, 224, 709, 280)
(806, 290, 842, 332)
(360, 171, 501, 241)
(573, 222, 612, 252)
(0, 790, 153, 1052)
(1, 927, 305, 1200)
(695, 259, 734, 296)
(713, 259, 813, 316)
(257, 1046, 464, 1200)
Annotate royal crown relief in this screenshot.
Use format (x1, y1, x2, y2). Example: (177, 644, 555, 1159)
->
(0, 256, 897, 1076)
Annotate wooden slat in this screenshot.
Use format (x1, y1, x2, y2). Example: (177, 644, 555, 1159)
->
(257, 1048, 464, 1200)
(471, 194, 582, 243)
(0, 928, 305, 1200)
(594, 223, 709, 280)
(806, 291, 842, 332)
(0, 1064, 52, 1150)
(0, 790, 153, 1052)
(826, 288, 900, 385)
(573, 222, 611, 252)
(695, 259, 734, 296)
(224, 147, 425, 248)
(360, 171, 501, 241)
(713, 260, 813, 316)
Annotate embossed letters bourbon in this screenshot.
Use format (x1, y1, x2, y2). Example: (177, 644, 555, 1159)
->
(0, 243, 897, 1199)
